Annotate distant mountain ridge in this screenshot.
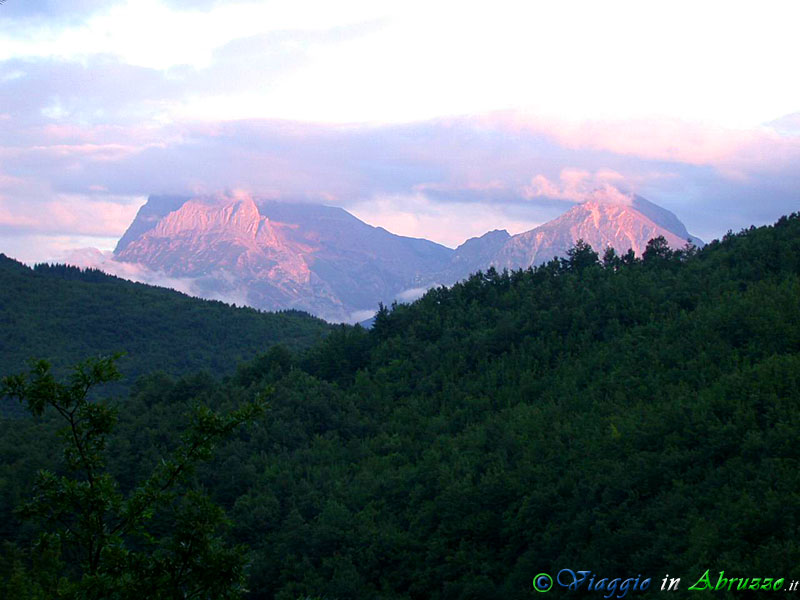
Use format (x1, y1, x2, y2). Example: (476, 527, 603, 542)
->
(489, 195, 703, 271)
(110, 192, 701, 321)
(115, 194, 452, 321)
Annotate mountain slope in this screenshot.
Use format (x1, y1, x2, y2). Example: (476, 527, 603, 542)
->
(432, 228, 511, 284)
(109, 193, 700, 319)
(115, 194, 452, 321)
(491, 195, 702, 270)
(230, 212, 799, 598)
(4, 213, 797, 599)
(0, 254, 330, 390)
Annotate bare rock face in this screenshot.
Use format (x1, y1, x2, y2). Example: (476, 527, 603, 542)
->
(113, 192, 700, 321)
(118, 196, 310, 284)
(489, 195, 702, 270)
(114, 194, 452, 321)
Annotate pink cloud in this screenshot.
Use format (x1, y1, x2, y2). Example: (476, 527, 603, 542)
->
(0, 195, 143, 236)
(0, 207, 38, 229)
(26, 143, 144, 160)
(523, 168, 633, 204)
(348, 192, 542, 247)
(14, 121, 180, 150)
(0, 173, 27, 188)
(486, 111, 800, 174)
(413, 180, 508, 194)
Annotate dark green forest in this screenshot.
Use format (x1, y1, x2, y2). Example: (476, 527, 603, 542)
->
(0, 255, 330, 401)
(1, 213, 799, 599)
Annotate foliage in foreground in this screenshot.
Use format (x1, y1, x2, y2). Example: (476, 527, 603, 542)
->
(0, 356, 265, 600)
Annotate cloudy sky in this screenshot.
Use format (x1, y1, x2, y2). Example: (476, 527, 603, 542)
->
(1, 0, 799, 262)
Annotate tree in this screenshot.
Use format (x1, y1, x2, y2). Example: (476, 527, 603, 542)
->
(620, 247, 638, 266)
(676, 239, 699, 262)
(602, 246, 621, 271)
(563, 239, 600, 272)
(642, 235, 673, 263)
(372, 302, 392, 341)
(0, 356, 266, 600)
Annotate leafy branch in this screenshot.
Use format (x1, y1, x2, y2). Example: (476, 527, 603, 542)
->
(1, 355, 267, 600)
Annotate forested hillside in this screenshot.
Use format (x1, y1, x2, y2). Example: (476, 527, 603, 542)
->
(1, 214, 799, 599)
(0, 254, 331, 390)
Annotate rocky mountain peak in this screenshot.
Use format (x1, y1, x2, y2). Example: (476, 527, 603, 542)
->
(489, 196, 701, 270)
(109, 192, 700, 321)
(151, 195, 263, 238)
(113, 194, 452, 321)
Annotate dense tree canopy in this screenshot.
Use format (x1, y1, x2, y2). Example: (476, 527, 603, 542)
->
(1, 213, 799, 599)
(1, 356, 265, 599)
(0, 255, 330, 407)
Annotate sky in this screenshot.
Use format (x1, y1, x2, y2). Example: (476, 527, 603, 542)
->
(1, 0, 800, 262)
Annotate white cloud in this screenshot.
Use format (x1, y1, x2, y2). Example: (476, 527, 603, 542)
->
(3, 1, 799, 127)
(348, 309, 376, 324)
(0, 0, 391, 71)
(59, 247, 256, 308)
(395, 287, 427, 303)
(523, 169, 633, 204)
(346, 192, 542, 248)
(0, 193, 145, 237)
(0, 234, 121, 265)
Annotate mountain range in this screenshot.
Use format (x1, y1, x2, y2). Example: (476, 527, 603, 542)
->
(107, 192, 701, 321)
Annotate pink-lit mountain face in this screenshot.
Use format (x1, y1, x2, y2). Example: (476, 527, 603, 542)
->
(488, 196, 703, 271)
(113, 193, 700, 321)
(114, 195, 452, 321)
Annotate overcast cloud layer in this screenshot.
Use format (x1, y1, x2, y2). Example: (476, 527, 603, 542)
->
(1, 0, 799, 262)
